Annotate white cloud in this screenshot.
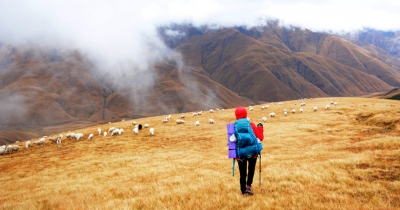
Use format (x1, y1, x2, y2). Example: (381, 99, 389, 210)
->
(0, 0, 399, 68)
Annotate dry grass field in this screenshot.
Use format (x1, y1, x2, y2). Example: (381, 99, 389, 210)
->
(1, 97, 399, 209)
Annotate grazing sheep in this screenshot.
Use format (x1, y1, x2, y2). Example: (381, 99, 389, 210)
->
(132, 121, 137, 125)
(56, 138, 61, 147)
(149, 128, 155, 136)
(176, 119, 185, 124)
(88, 133, 94, 141)
(209, 109, 214, 113)
(192, 112, 198, 116)
(98, 128, 101, 135)
(334, 102, 337, 106)
(48, 135, 58, 143)
(111, 129, 120, 136)
(25, 141, 31, 149)
(291, 109, 296, 114)
(249, 107, 254, 111)
(301, 101, 306, 106)
(284, 111, 287, 116)
(167, 115, 172, 120)
(122, 119, 125, 122)
(197, 111, 202, 115)
(209, 119, 216, 124)
(269, 112, 276, 117)
(144, 124, 149, 128)
(6, 145, 20, 154)
(325, 104, 330, 110)
(313, 107, 318, 111)
(262, 117, 267, 122)
(180, 114, 185, 118)
(33, 138, 46, 146)
(118, 129, 124, 135)
(300, 108, 303, 113)
(104, 131, 107, 137)
(59, 134, 63, 139)
(0, 146, 6, 155)
(108, 127, 116, 133)
(15, 141, 19, 144)
(194, 121, 200, 126)
(162, 118, 169, 123)
(75, 133, 84, 141)
(133, 127, 139, 135)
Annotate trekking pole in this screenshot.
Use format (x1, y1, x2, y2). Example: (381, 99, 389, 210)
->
(259, 153, 262, 186)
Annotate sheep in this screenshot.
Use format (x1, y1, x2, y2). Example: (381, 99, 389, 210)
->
(300, 108, 303, 113)
(88, 133, 94, 141)
(194, 121, 200, 126)
(118, 129, 124, 135)
(6, 145, 20, 154)
(209, 119, 216, 124)
(301, 101, 306, 106)
(284, 111, 287, 116)
(56, 138, 61, 147)
(180, 114, 185, 118)
(122, 119, 125, 122)
(0, 145, 6, 155)
(269, 112, 276, 117)
(48, 135, 58, 143)
(209, 109, 214, 113)
(249, 107, 254, 111)
(75, 133, 84, 141)
(149, 128, 155, 136)
(25, 140, 31, 149)
(176, 119, 185, 124)
(167, 115, 172, 120)
(108, 127, 117, 133)
(66, 133, 75, 139)
(291, 109, 296, 114)
(111, 129, 120, 136)
(15, 141, 19, 144)
(162, 118, 169, 123)
(313, 107, 318, 111)
(32, 138, 46, 146)
(197, 111, 202, 115)
(334, 102, 337, 106)
(132, 121, 137, 125)
(98, 128, 101, 135)
(325, 104, 330, 110)
(144, 124, 149, 128)
(262, 117, 267, 122)
(104, 131, 107, 137)
(133, 127, 139, 135)
(192, 112, 198, 116)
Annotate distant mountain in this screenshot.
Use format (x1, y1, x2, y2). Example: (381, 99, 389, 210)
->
(1, 23, 400, 144)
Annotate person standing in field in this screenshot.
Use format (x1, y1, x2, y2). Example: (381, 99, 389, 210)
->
(233, 106, 264, 195)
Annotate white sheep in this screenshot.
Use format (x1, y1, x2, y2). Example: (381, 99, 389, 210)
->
(284, 111, 287, 116)
(197, 111, 202, 115)
(56, 138, 61, 147)
(249, 107, 254, 111)
(209, 109, 214, 113)
(144, 124, 149, 128)
(98, 128, 101, 135)
(104, 131, 107, 137)
(334, 102, 337, 106)
(262, 117, 267, 122)
(176, 119, 185, 124)
(6, 145, 20, 154)
(167, 115, 172, 120)
(132, 121, 137, 125)
(88, 133, 94, 141)
(269, 112, 276, 117)
(75, 133, 84, 141)
(108, 127, 116, 133)
(33, 138, 46, 146)
(48, 135, 58, 143)
(209, 119, 216, 124)
(192, 112, 198, 116)
(195, 121, 200, 126)
(291, 109, 296, 114)
(300, 108, 303, 113)
(111, 129, 120, 136)
(313, 107, 318, 111)
(180, 114, 185, 118)
(162, 118, 169, 123)
(0, 146, 6, 155)
(133, 127, 139, 135)
(25, 140, 31, 149)
(118, 129, 124, 135)
(325, 104, 330, 110)
(149, 128, 155, 136)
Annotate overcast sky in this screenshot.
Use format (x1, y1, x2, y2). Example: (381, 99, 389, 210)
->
(1, 0, 399, 68)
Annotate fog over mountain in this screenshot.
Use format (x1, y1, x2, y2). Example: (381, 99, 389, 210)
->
(0, 1, 400, 144)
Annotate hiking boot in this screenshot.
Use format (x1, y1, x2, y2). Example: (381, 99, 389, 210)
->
(245, 187, 254, 195)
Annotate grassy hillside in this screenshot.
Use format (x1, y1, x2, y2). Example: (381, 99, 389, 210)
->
(1, 97, 399, 209)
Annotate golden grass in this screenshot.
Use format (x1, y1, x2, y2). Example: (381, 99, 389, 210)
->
(1, 97, 399, 209)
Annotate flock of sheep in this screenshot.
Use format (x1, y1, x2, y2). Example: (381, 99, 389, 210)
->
(0, 98, 337, 156)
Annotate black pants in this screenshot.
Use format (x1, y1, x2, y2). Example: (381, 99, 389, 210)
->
(237, 157, 257, 194)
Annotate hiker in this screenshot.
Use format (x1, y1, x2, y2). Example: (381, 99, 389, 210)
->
(234, 106, 264, 195)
